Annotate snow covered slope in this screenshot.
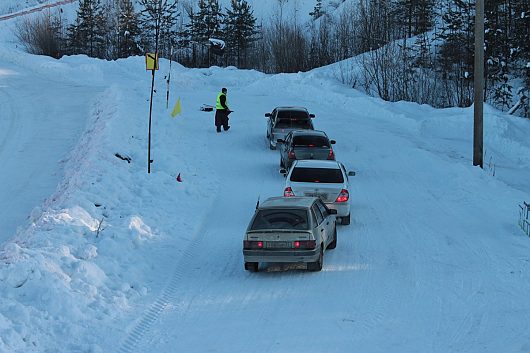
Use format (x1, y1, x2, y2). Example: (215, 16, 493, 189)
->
(0, 0, 63, 16)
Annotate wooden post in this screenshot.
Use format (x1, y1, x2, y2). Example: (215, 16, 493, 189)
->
(473, 0, 484, 168)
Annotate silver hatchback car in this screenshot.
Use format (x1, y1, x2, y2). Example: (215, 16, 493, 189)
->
(281, 160, 355, 225)
(243, 196, 338, 272)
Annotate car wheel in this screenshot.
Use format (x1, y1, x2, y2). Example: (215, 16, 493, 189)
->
(308, 246, 323, 271)
(245, 262, 259, 272)
(341, 213, 351, 225)
(269, 139, 276, 150)
(327, 227, 337, 249)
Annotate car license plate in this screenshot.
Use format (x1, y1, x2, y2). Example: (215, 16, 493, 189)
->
(305, 192, 328, 200)
(266, 241, 292, 249)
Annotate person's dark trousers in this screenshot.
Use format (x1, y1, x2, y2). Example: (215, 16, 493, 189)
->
(222, 112, 230, 131)
(215, 109, 225, 132)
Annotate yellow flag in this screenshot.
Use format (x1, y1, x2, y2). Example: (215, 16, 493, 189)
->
(171, 98, 182, 118)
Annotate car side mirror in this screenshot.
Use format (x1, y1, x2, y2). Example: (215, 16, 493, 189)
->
(265, 113, 271, 117)
(309, 114, 315, 118)
(277, 139, 284, 143)
(279, 168, 287, 175)
(330, 140, 336, 145)
(329, 209, 338, 215)
(348, 171, 356, 176)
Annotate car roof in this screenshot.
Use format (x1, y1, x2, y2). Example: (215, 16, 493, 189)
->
(289, 130, 328, 138)
(292, 159, 342, 169)
(275, 106, 309, 112)
(259, 196, 317, 209)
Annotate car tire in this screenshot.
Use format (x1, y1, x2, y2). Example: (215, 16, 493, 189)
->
(327, 227, 337, 249)
(269, 139, 276, 150)
(308, 246, 323, 271)
(341, 213, 351, 225)
(245, 262, 259, 272)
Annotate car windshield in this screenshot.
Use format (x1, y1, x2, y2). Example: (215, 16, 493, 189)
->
(290, 167, 344, 183)
(292, 135, 329, 147)
(250, 209, 309, 230)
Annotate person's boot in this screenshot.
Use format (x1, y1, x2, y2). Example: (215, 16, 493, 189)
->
(216, 126, 221, 133)
(224, 125, 230, 131)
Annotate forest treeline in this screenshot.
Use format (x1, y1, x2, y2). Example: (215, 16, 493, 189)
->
(16, 0, 530, 117)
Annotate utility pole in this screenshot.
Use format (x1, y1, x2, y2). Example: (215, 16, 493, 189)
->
(473, 0, 484, 168)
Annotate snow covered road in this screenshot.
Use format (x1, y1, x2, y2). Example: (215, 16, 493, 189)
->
(0, 62, 101, 242)
(0, 53, 530, 353)
(120, 71, 530, 353)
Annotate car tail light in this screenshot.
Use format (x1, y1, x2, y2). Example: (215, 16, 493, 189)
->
(335, 189, 349, 202)
(244, 240, 264, 249)
(327, 149, 335, 160)
(284, 187, 295, 197)
(288, 150, 296, 159)
(294, 240, 316, 249)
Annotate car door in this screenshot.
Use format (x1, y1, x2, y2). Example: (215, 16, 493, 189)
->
(311, 203, 327, 247)
(267, 109, 276, 138)
(316, 200, 335, 238)
(340, 162, 350, 189)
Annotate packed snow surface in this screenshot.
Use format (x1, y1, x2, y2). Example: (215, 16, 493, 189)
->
(1, 5, 530, 353)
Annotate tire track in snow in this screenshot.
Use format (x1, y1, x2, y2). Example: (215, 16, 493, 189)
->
(117, 192, 221, 353)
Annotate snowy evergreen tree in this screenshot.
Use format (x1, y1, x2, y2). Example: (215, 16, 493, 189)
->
(436, 0, 475, 107)
(223, 0, 257, 67)
(392, 0, 435, 38)
(68, 0, 107, 58)
(188, 0, 224, 44)
(185, 0, 225, 66)
(510, 0, 530, 91)
(117, 0, 141, 58)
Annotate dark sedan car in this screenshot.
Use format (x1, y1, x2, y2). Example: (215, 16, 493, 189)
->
(265, 106, 315, 150)
(277, 130, 336, 170)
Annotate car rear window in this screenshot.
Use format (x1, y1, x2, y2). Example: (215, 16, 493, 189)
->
(290, 167, 344, 183)
(251, 209, 309, 230)
(292, 136, 329, 147)
(275, 111, 312, 129)
(277, 110, 309, 120)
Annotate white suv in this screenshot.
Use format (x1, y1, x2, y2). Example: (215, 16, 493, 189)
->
(281, 160, 355, 225)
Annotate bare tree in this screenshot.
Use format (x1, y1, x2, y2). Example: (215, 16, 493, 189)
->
(16, 10, 66, 58)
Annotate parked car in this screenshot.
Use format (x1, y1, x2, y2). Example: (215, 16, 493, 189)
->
(281, 160, 355, 225)
(243, 196, 337, 272)
(265, 107, 315, 150)
(277, 130, 336, 170)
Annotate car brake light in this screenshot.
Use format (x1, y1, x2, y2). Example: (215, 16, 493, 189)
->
(244, 240, 264, 249)
(294, 240, 316, 249)
(327, 149, 335, 160)
(284, 187, 295, 197)
(288, 150, 296, 159)
(335, 189, 349, 202)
